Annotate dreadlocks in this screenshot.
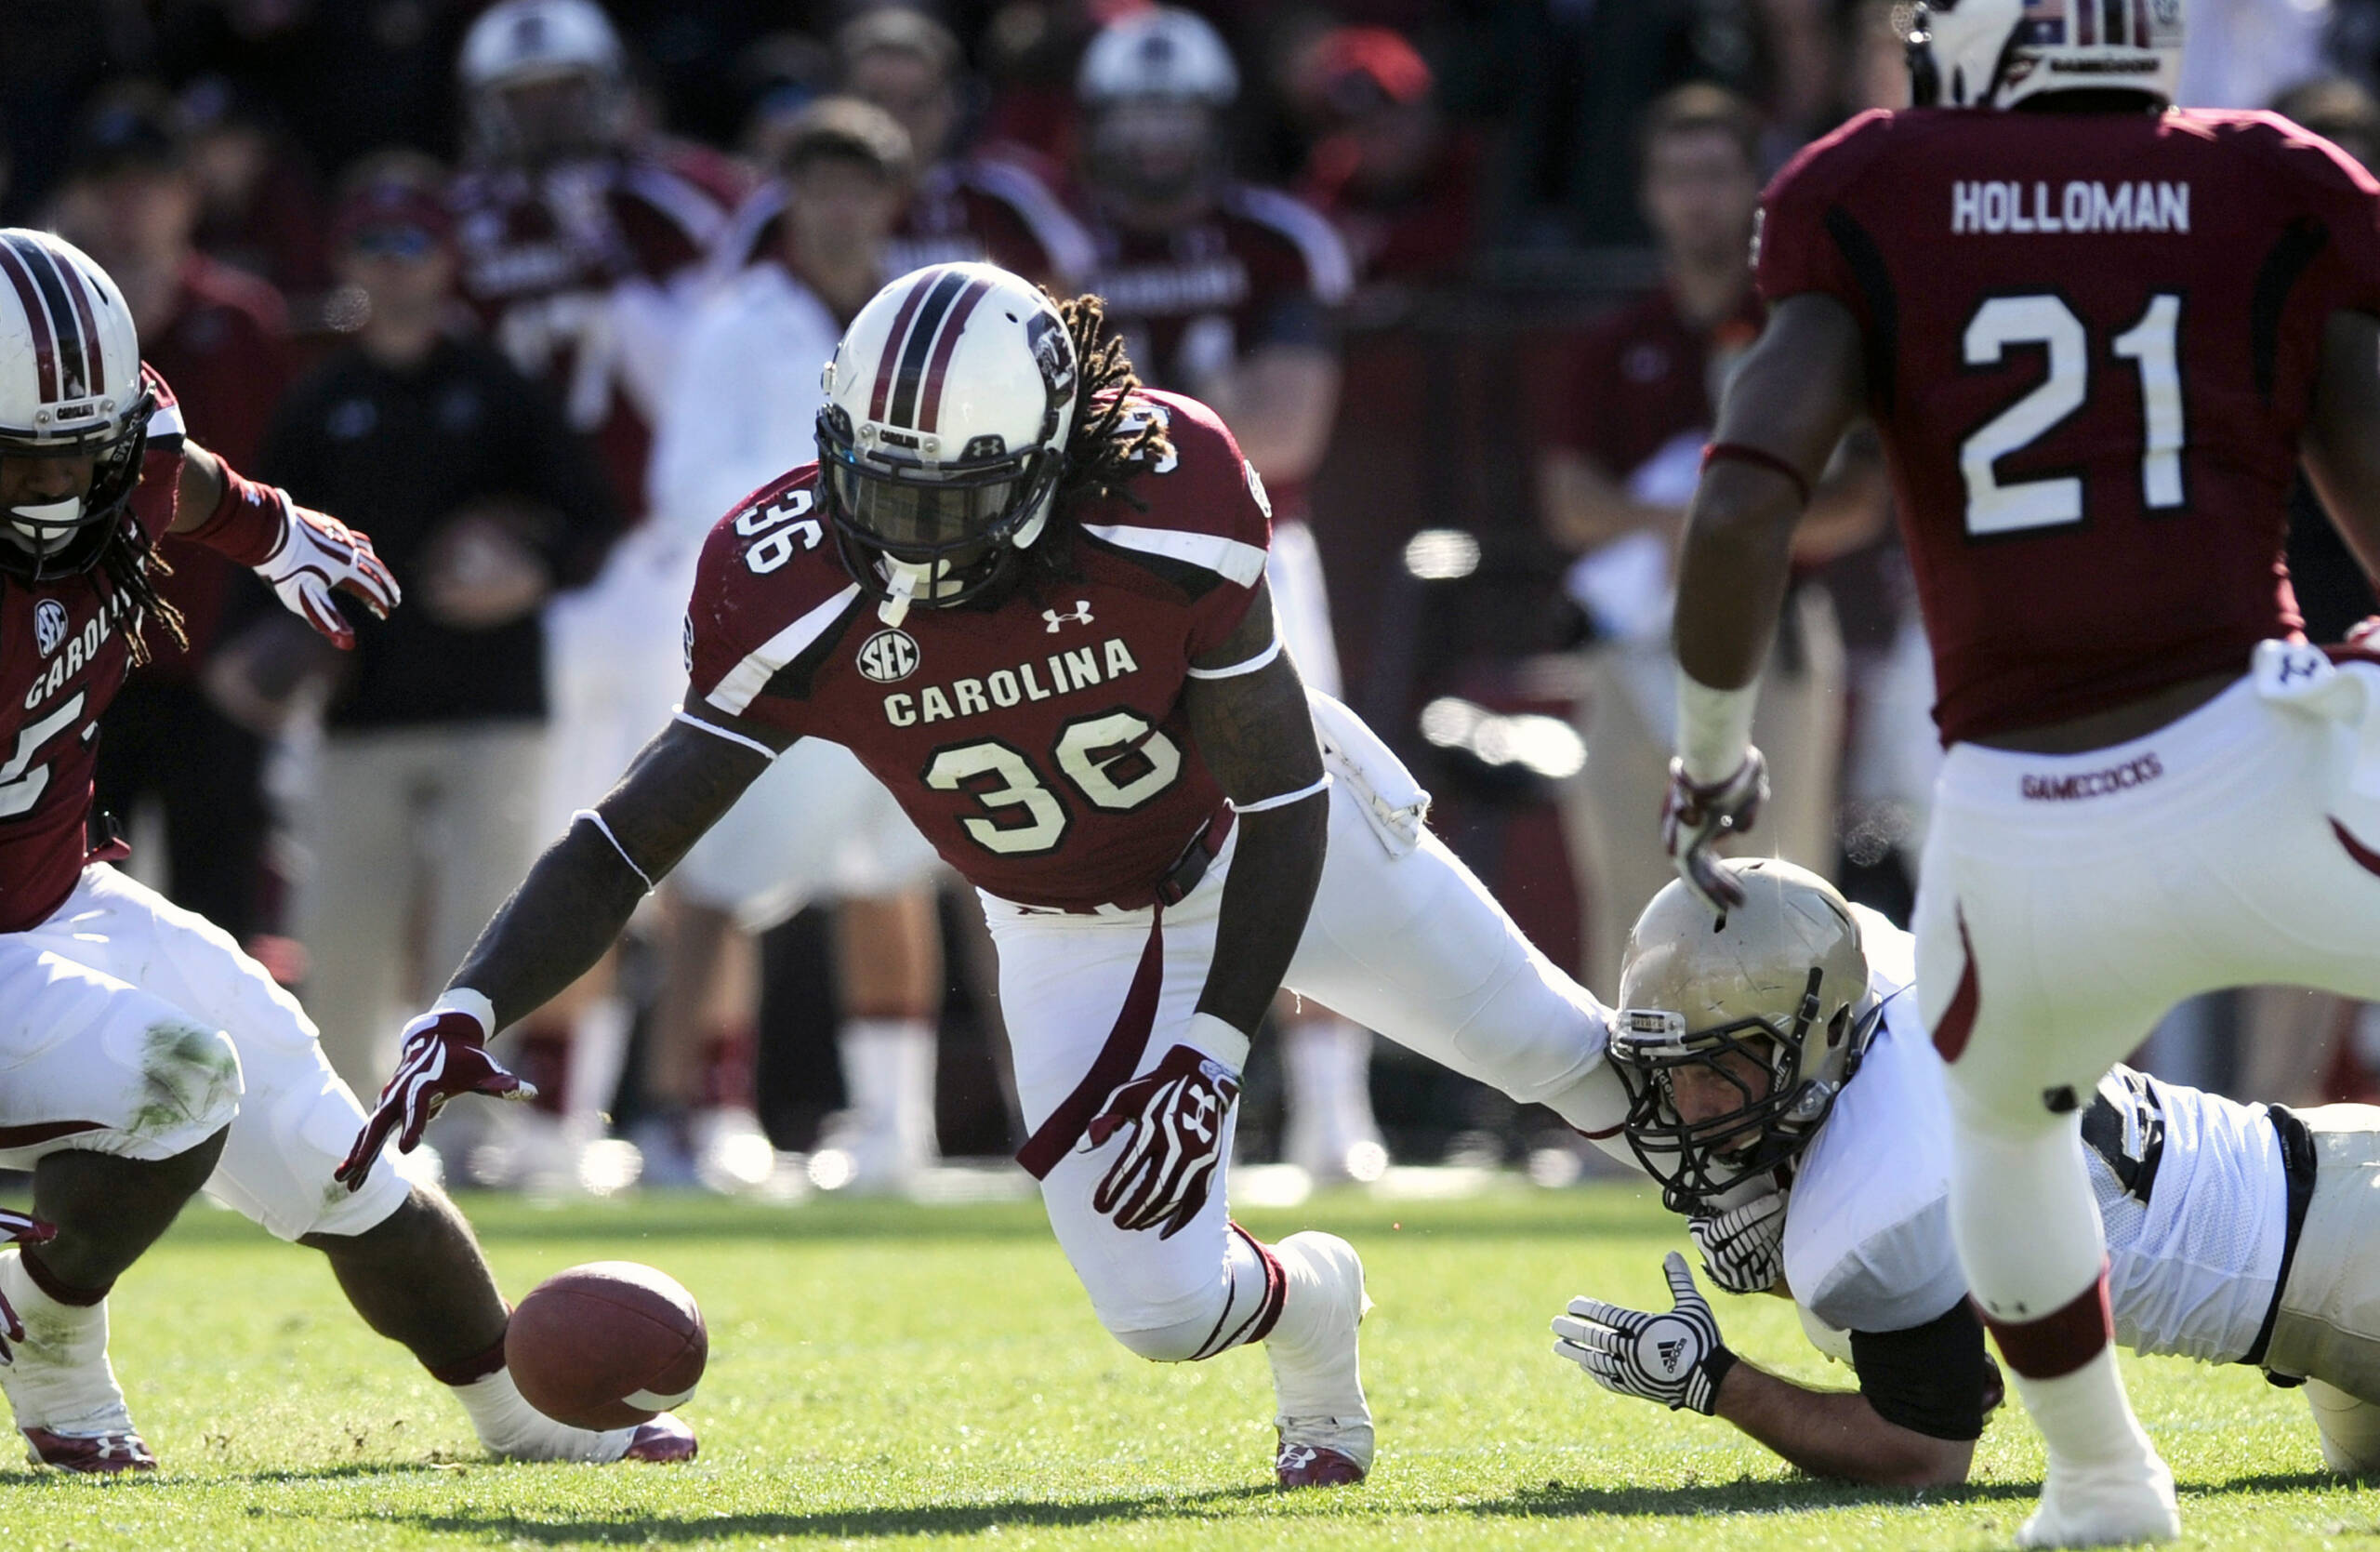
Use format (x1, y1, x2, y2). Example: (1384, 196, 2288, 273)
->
(96, 514, 185, 669)
(1053, 293, 1174, 512)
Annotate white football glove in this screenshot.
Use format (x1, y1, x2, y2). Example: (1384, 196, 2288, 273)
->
(255, 489, 401, 650)
(1553, 1251, 1739, 1415)
(1689, 1190, 1789, 1295)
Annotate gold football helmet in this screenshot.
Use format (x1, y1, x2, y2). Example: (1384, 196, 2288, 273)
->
(1611, 858, 1878, 1212)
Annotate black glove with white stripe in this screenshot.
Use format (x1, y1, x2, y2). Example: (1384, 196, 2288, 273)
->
(1554, 1252, 1739, 1415)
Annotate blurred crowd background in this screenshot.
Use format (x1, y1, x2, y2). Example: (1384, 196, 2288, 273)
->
(19, 0, 2380, 1200)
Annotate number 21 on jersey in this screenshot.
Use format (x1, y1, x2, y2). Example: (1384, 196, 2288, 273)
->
(1960, 291, 2185, 535)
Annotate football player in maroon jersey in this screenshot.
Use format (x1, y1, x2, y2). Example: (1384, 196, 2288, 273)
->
(1663, 2, 2380, 1542)
(343, 261, 1639, 1488)
(0, 228, 691, 1471)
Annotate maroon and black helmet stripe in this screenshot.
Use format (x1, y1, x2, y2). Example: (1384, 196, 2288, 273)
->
(0, 240, 59, 404)
(7, 236, 97, 400)
(914, 274, 993, 433)
(866, 266, 996, 435)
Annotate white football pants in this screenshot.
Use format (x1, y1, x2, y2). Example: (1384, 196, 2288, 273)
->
(1916, 645, 2380, 1335)
(983, 702, 1627, 1347)
(0, 865, 412, 1240)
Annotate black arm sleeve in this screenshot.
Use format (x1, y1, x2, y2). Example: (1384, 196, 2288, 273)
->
(1849, 1299, 1993, 1442)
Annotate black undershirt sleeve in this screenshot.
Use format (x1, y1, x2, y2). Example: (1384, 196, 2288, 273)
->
(1849, 1298, 1995, 1441)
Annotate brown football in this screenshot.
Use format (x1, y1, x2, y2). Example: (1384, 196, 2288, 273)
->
(505, 1262, 707, 1430)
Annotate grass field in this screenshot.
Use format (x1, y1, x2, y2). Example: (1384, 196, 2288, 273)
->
(0, 1180, 2367, 1550)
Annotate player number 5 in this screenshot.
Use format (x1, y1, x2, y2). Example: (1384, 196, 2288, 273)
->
(0, 691, 86, 819)
(1959, 291, 2185, 536)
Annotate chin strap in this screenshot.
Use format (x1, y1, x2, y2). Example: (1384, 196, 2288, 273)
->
(879, 565, 919, 627)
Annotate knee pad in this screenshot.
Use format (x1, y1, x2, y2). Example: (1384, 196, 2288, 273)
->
(1108, 1308, 1224, 1364)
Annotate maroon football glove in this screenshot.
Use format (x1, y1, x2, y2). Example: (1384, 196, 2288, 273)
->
(336, 1007, 534, 1191)
(1081, 1043, 1241, 1240)
(1661, 749, 1769, 916)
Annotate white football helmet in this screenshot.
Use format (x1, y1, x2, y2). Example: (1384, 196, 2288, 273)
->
(0, 228, 152, 582)
(1609, 859, 1881, 1213)
(1077, 7, 1240, 107)
(1908, 0, 2183, 111)
(816, 262, 1079, 626)
(458, 0, 628, 159)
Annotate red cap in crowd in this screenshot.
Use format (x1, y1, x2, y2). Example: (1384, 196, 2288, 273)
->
(1305, 27, 1434, 118)
(330, 177, 456, 258)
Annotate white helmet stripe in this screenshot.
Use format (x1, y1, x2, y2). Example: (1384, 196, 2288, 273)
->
(0, 240, 59, 404)
(7, 235, 93, 400)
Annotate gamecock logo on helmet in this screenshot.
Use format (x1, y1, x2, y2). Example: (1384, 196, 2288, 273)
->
(857, 628, 921, 683)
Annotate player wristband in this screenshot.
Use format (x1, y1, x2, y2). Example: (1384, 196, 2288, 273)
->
(1187, 1011, 1250, 1071)
(181, 466, 291, 568)
(1676, 673, 1760, 787)
(1701, 442, 1812, 508)
(429, 988, 497, 1043)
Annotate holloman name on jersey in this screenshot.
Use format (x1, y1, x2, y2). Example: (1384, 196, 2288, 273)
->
(882, 636, 1143, 727)
(1951, 179, 2190, 235)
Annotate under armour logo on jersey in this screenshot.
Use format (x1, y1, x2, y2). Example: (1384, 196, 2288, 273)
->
(33, 599, 68, 658)
(1043, 601, 1094, 633)
(856, 627, 920, 683)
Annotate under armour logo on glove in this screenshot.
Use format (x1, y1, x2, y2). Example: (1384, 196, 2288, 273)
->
(1080, 1042, 1241, 1240)
(1689, 1190, 1789, 1295)
(1661, 749, 1768, 917)
(258, 491, 402, 650)
(1552, 1252, 1739, 1415)
(336, 1006, 534, 1191)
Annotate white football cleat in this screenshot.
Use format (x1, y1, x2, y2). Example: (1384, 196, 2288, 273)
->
(1267, 1230, 1373, 1487)
(807, 1108, 934, 1198)
(0, 1251, 153, 1473)
(2017, 1455, 2181, 1547)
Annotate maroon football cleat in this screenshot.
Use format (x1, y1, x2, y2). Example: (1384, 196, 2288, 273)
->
(22, 1426, 157, 1473)
(620, 1413, 697, 1463)
(1276, 1440, 1366, 1488)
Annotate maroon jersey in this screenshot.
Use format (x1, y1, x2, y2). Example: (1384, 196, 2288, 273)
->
(686, 391, 1269, 910)
(1548, 285, 1765, 480)
(0, 366, 187, 932)
(450, 143, 748, 521)
(1759, 107, 2380, 744)
(717, 151, 1095, 292)
(1079, 185, 1352, 516)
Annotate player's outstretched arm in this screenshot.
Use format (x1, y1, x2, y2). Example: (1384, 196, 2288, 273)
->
(172, 441, 401, 649)
(2301, 310, 2380, 583)
(1710, 1360, 1976, 1488)
(1182, 581, 1329, 1047)
(447, 706, 784, 1028)
(337, 709, 782, 1186)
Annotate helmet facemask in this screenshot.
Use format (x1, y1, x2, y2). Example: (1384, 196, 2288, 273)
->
(816, 404, 1068, 625)
(0, 389, 152, 584)
(1610, 968, 1878, 1214)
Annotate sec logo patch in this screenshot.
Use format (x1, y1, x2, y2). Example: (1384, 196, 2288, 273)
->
(857, 628, 920, 683)
(33, 599, 69, 658)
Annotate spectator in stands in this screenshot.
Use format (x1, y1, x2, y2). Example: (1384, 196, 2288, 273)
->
(48, 83, 292, 955)
(261, 154, 622, 1097)
(1536, 83, 1881, 988)
(713, 7, 1091, 290)
(639, 99, 950, 1193)
(177, 75, 333, 308)
(1291, 26, 1480, 289)
(1072, 7, 1385, 1183)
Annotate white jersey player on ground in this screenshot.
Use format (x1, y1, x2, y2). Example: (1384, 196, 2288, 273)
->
(639, 98, 945, 1191)
(1553, 861, 2380, 1487)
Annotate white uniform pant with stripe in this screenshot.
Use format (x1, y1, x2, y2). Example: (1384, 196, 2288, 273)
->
(983, 739, 1624, 1346)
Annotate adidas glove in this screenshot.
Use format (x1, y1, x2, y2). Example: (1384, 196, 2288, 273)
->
(1690, 1190, 1789, 1295)
(1553, 1251, 1739, 1415)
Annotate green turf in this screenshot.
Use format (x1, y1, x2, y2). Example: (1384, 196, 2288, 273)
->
(0, 1182, 2365, 1549)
